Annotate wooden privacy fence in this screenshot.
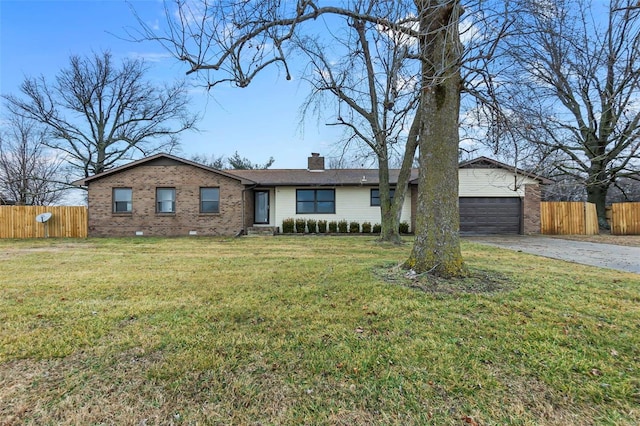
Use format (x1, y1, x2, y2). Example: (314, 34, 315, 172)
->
(540, 202, 599, 235)
(0, 206, 87, 238)
(610, 202, 640, 235)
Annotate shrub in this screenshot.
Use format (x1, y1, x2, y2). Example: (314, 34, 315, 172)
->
(282, 218, 295, 234)
(349, 221, 360, 233)
(328, 221, 338, 233)
(317, 220, 327, 233)
(295, 218, 306, 233)
(306, 219, 317, 233)
(372, 223, 381, 234)
(361, 222, 372, 233)
(399, 221, 410, 234)
(338, 220, 348, 233)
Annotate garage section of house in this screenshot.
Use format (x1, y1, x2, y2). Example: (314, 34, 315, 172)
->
(455, 157, 547, 235)
(459, 197, 522, 234)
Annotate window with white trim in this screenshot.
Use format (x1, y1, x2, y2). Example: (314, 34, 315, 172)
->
(156, 188, 176, 213)
(113, 188, 132, 213)
(200, 187, 220, 213)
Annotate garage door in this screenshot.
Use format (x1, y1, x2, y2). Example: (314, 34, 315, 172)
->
(459, 197, 522, 234)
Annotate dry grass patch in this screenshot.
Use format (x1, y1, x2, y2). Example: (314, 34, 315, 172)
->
(0, 237, 638, 425)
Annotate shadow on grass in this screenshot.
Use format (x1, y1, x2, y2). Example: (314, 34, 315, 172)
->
(374, 264, 515, 295)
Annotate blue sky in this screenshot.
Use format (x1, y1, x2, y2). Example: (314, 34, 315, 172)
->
(0, 0, 344, 168)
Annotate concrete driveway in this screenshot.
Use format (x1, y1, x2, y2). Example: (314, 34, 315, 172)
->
(466, 235, 640, 274)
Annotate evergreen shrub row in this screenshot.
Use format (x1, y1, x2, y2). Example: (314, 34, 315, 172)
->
(281, 218, 410, 234)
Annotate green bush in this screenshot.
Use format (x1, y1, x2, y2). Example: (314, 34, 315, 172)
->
(372, 223, 381, 234)
(306, 219, 317, 233)
(317, 220, 327, 233)
(328, 221, 338, 233)
(361, 222, 372, 233)
(282, 218, 295, 234)
(338, 220, 348, 233)
(295, 218, 306, 233)
(349, 221, 360, 233)
(399, 221, 410, 234)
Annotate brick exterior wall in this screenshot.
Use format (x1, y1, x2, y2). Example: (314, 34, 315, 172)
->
(244, 189, 255, 231)
(523, 184, 542, 234)
(307, 153, 325, 170)
(87, 162, 247, 237)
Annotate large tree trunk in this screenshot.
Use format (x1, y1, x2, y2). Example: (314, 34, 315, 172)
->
(378, 158, 402, 243)
(586, 182, 609, 229)
(378, 125, 419, 244)
(405, 0, 465, 277)
(586, 158, 611, 228)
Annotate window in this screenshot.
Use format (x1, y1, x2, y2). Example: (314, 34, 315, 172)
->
(371, 188, 395, 206)
(296, 189, 335, 214)
(113, 188, 132, 213)
(156, 188, 175, 213)
(200, 187, 220, 213)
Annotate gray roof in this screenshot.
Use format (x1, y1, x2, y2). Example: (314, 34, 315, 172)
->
(72, 153, 255, 186)
(72, 153, 550, 188)
(230, 156, 551, 186)
(228, 168, 420, 186)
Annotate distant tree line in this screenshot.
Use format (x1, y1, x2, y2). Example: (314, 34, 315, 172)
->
(190, 152, 275, 170)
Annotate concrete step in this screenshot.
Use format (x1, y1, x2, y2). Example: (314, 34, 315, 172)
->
(247, 226, 278, 236)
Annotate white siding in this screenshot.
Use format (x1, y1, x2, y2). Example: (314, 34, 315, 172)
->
(267, 168, 538, 232)
(458, 168, 538, 197)
(272, 186, 412, 231)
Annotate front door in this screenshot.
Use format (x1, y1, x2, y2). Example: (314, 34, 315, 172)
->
(254, 190, 270, 224)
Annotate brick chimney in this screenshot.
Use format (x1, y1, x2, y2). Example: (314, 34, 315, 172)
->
(308, 153, 325, 171)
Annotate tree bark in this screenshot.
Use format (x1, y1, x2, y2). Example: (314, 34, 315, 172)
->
(378, 115, 420, 244)
(405, 0, 466, 277)
(378, 158, 402, 243)
(586, 182, 610, 228)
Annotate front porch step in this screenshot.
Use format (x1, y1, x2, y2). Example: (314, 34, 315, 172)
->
(247, 226, 278, 236)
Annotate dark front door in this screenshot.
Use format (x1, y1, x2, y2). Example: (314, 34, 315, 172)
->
(254, 190, 270, 224)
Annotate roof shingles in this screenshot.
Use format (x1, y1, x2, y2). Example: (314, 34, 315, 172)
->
(228, 169, 419, 186)
(72, 153, 549, 187)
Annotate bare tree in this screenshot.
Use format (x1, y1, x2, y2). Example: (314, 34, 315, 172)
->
(293, 2, 420, 243)
(132, 0, 512, 276)
(4, 51, 199, 180)
(402, 1, 465, 274)
(0, 115, 66, 205)
(607, 176, 640, 202)
(497, 0, 640, 226)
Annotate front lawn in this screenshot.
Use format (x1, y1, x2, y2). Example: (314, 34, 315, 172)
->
(0, 237, 638, 425)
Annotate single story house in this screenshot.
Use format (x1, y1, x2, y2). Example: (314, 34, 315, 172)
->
(73, 153, 548, 237)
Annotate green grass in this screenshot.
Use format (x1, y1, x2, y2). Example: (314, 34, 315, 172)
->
(0, 236, 638, 425)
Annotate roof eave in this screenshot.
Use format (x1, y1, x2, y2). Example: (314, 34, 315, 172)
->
(78, 153, 256, 185)
(459, 156, 553, 184)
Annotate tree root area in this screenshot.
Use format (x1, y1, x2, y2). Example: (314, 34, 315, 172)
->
(375, 264, 514, 295)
